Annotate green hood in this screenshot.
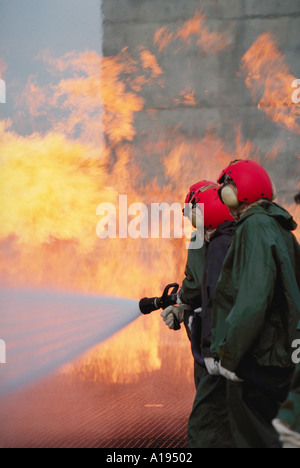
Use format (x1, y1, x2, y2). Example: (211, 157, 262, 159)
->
(235, 201, 298, 232)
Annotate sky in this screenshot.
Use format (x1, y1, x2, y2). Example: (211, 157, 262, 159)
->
(0, 0, 102, 122)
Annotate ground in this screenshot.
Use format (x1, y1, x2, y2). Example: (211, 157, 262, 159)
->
(0, 348, 195, 448)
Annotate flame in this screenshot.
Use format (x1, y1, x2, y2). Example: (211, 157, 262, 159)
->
(138, 47, 164, 80)
(162, 130, 259, 190)
(0, 122, 116, 249)
(0, 43, 194, 382)
(291, 204, 300, 242)
(153, 26, 174, 53)
(62, 315, 163, 384)
(174, 89, 197, 107)
(241, 32, 300, 134)
(154, 10, 229, 54)
(20, 49, 146, 145)
(1, 12, 299, 387)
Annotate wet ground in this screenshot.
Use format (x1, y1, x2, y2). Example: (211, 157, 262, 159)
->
(0, 352, 195, 448)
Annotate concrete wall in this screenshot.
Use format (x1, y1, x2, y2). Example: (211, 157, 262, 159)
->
(103, 0, 300, 199)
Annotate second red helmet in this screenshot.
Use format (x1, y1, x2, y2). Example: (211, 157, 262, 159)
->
(193, 185, 235, 229)
(185, 180, 216, 206)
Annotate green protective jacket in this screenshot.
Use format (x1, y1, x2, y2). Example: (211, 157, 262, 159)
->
(179, 234, 205, 309)
(277, 361, 300, 433)
(179, 234, 206, 341)
(211, 202, 300, 373)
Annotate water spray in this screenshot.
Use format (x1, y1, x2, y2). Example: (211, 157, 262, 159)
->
(0, 288, 140, 397)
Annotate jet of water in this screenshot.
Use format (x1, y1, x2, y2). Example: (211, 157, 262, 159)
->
(0, 288, 140, 397)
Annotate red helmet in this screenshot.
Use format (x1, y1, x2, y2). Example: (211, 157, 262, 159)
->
(193, 185, 235, 229)
(185, 180, 216, 205)
(218, 160, 274, 204)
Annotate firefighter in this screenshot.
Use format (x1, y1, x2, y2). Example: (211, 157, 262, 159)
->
(159, 180, 214, 347)
(178, 180, 215, 321)
(211, 159, 300, 448)
(160, 181, 212, 392)
(161, 184, 236, 448)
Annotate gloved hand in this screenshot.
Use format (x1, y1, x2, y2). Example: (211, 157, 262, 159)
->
(161, 305, 185, 330)
(272, 419, 300, 449)
(187, 314, 194, 333)
(204, 358, 220, 376)
(219, 364, 243, 382)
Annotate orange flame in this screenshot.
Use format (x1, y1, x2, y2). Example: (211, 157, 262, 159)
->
(154, 10, 229, 54)
(174, 89, 197, 107)
(138, 47, 164, 80)
(21, 49, 146, 145)
(1, 14, 299, 386)
(0, 121, 116, 249)
(241, 32, 300, 134)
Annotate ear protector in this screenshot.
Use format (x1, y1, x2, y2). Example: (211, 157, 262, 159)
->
(220, 182, 277, 208)
(220, 184, 239, 208)
(191, 205, 204, 230)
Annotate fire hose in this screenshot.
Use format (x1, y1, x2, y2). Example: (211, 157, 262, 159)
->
(139, 283, 181, 330)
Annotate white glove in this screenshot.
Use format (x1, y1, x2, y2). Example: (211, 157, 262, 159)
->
(219, 364, 243, 382)
(272, 419, 300, 449)
(188, 315, 194, 333)
(161, 305, 185, 330)
(204, 358, 221, 376)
